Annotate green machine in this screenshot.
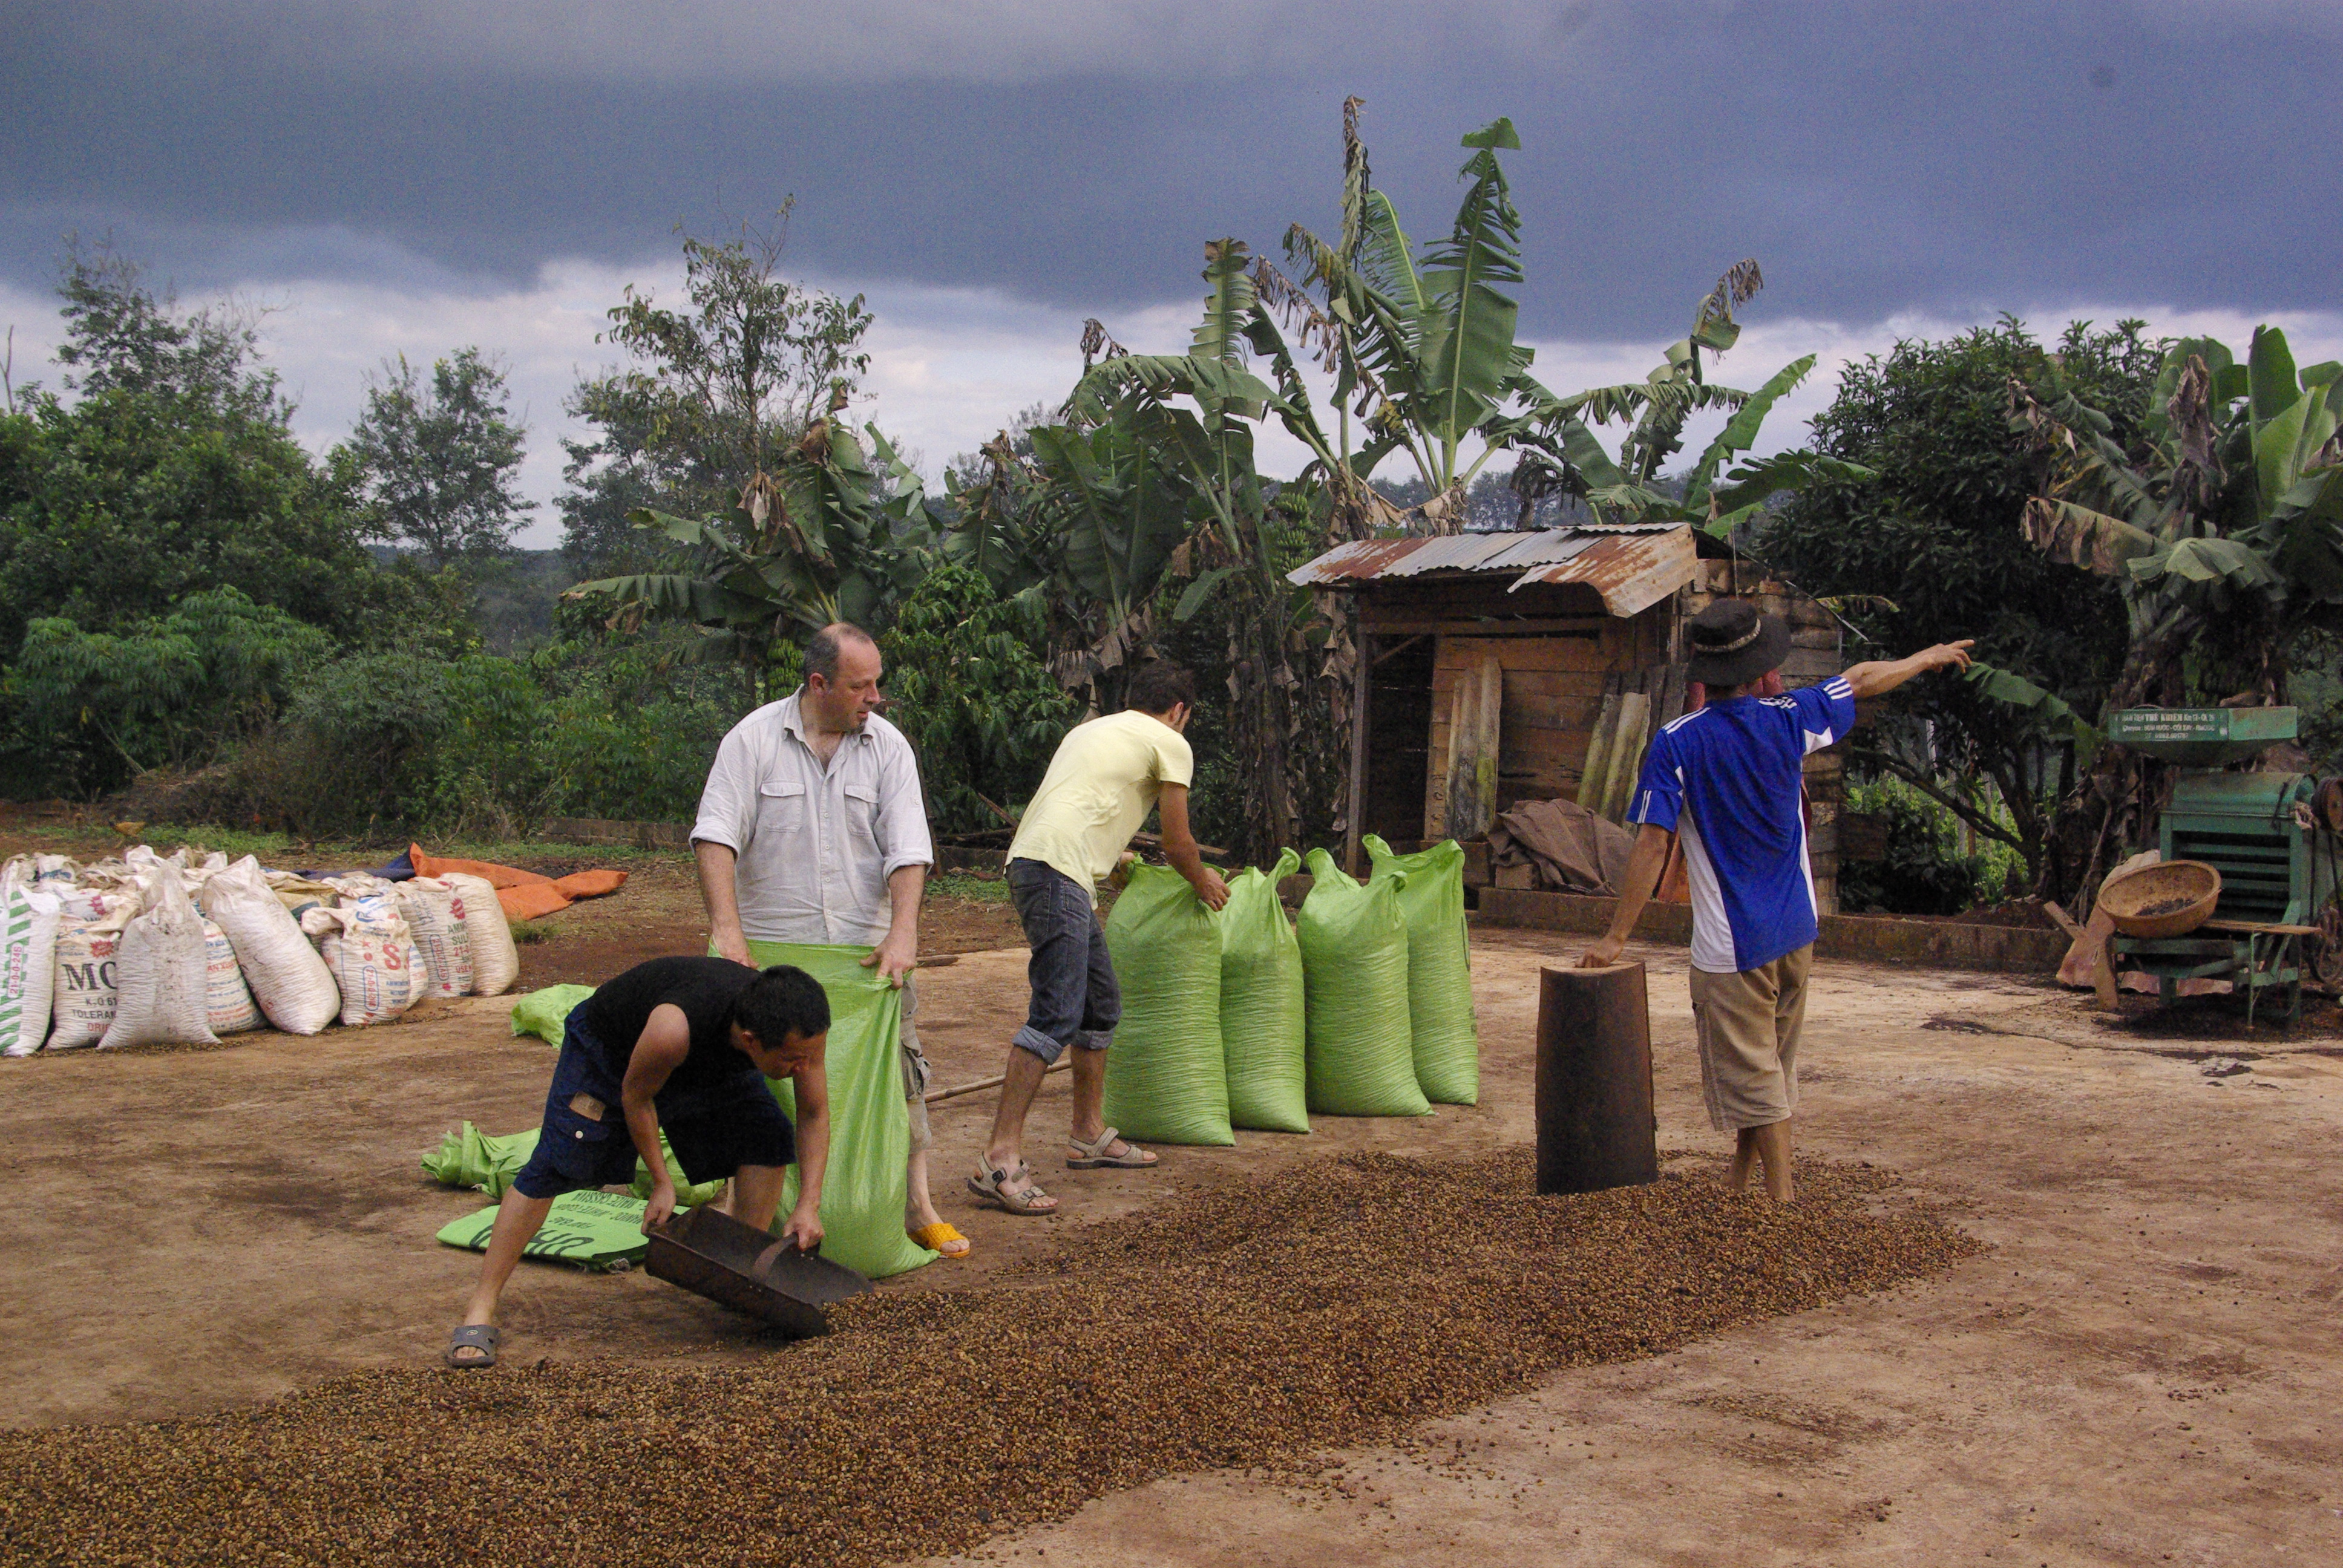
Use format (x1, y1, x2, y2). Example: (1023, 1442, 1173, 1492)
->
(2105, 706, 2337, 1022)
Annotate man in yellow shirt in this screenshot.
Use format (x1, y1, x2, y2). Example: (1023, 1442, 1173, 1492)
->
(970, 662, 1230, 1215)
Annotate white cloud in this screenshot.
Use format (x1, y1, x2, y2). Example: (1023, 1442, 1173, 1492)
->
(7, 256, 2339, 553)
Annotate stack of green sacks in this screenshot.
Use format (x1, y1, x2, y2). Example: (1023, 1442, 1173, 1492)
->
(1365, 834, 1481, 1105)
(1217, 848, 1309, 1134)
(745, 940, 937, 1278)
(1297, 849, 1431, 1117)
(1102, 862, 1234, 1145)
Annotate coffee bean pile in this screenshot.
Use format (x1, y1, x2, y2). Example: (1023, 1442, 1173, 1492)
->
(0, 1152, 1981, 1567)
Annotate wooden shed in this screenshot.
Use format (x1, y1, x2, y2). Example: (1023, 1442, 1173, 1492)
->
(1289, 523, 1853, 914)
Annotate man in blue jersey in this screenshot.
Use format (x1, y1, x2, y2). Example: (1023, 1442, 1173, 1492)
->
(1582, 599, 1972, 1202)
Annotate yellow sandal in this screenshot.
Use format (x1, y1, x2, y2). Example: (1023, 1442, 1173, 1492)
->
(911, 1221, 971, 1258)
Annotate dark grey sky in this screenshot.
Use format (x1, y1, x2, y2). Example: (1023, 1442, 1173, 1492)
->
(5, 0, 2336, 341)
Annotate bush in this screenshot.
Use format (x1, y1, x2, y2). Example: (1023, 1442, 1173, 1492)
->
(877, 566, 1074, 836)
(8, 587, 332, 797)
(155, 627, 752, 838)
(1836, 777, 2023, 917)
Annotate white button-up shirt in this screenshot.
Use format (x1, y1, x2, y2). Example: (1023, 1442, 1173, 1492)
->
(690, 692, 934, 946)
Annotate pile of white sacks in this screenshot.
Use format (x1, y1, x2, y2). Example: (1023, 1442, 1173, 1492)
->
(0, 845, 520, 1057)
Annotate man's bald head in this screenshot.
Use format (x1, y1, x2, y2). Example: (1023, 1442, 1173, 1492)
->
(802, 623, 885, 736)
(806, 623, 877, 685)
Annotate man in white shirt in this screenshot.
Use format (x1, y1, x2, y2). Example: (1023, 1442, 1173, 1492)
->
(969, 662, 1230, 1217)
(691, 624, 966, 1258)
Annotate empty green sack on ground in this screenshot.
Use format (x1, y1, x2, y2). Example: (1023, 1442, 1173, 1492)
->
(510, 984, 595, 1045)
(1298, 849, 1429, 1118)
(747, 940, 936, 1279)
(1219, 848, 1308, 1134)
(1102, 861, 1233, 1146)
(436, 1189, 649, 1272)
(421, 1119, 726, 1206)
(1365, 834, 1480, 1105)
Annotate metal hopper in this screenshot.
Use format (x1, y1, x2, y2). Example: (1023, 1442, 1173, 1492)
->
(646, 1205, 874, 1338)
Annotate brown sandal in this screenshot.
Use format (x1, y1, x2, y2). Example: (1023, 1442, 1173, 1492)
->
(1067, 1126, 1157, 1169)
(966, 1161, 1058, 1215)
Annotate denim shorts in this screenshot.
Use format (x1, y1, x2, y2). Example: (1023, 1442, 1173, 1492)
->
(1007, 858, 1120, 1064)
(510, 1016, 797, 1199)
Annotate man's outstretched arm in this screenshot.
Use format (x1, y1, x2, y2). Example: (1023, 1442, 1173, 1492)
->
(1841, 639, 1976, 699)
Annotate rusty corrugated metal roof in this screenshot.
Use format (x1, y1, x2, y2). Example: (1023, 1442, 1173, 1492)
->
(1286, 523, 1697, 618)
(1506, 527, 1699, 619)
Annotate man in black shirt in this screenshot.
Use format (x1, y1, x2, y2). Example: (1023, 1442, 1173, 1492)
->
(445, 957, 833, 1368)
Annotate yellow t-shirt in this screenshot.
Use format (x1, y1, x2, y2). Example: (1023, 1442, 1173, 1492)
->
(1008, 710, 1195, 899)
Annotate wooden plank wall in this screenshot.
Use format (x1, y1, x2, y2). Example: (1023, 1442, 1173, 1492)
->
(1411, 560, 1851, 915)
(1424, 610, 1670, 832)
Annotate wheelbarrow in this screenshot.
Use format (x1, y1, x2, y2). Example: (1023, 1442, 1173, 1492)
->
(646, 1205, 874, 1339)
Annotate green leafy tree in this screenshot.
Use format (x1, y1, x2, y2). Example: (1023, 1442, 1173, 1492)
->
(558, 214, 873, 575)
(1499, 263, 1867, 537)
(1758, 318, 2163, 880)
(13, 588, 331, 792)
(876, 565, 1075, 835)
(338, 348, 532, 570)
(1270, 104, 1536, 532)
(557, 388, 673, 577)
(2012, 325, 2343, 895)
(0, 247, 398, 659)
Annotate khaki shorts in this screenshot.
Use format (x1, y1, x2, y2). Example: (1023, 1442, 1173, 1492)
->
(900, 976, 932, 1154)
(1688, 945, 1813, 1132)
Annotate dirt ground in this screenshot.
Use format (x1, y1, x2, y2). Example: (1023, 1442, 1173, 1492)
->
(7, 853, 2343, 1564)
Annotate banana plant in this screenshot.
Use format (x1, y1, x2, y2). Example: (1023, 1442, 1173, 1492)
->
(1499, 263, 1872, 537)
(1028, 238, 1347, 855)
(565, 407, 935, 696)
(1270, 107, 1539, 532)
(2007, 325, 2343, 901)
(2014, 325, 2343, 710)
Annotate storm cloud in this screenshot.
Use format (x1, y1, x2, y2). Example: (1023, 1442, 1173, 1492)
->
(5, 0, 2337, 335)
(4, 1, 2336, 543)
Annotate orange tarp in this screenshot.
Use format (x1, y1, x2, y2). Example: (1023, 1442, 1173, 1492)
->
(409, 845, 628, 922)
(408, 846, 552, 887)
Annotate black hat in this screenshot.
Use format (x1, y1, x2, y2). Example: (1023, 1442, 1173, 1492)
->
(1686, 598, 1791, 688)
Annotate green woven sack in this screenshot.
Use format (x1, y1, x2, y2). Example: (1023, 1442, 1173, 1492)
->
(1365, 834, 1481, 1105)
(1219, 848, 1308, 1134)
(510, 984, 595, 1045)
(420, 1119, 727, 1206)
(746, 941, 936, 1278)
(436, 1189, 649, 1272)
(1101, 861, 1233, 1146)
(1298, 849, 1430, 1117)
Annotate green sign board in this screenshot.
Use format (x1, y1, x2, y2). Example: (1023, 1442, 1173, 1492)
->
(2107, 706, 2297, 766)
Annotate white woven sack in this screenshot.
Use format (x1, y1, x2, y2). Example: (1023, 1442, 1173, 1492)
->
(1, 867, 62, 1056)
(317, 900, 427, 1026)
(48, 904, 133, 1050)
(100, 874, 218, 1050)
(202, 918, 261, 1035)
(444, 872, 518, 997)
(396, 877, 474, 998)
(56, 886, 123, 921)
(199, 857, 339, 1036)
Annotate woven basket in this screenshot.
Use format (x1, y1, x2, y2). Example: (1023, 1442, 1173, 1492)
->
(2099, 860, 2221, 939)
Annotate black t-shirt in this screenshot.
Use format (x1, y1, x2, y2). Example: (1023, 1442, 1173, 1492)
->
(571, 956, 764, 1105)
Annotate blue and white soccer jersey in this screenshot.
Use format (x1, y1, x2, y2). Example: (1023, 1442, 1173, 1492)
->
(1627, 677, 1856, 974)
